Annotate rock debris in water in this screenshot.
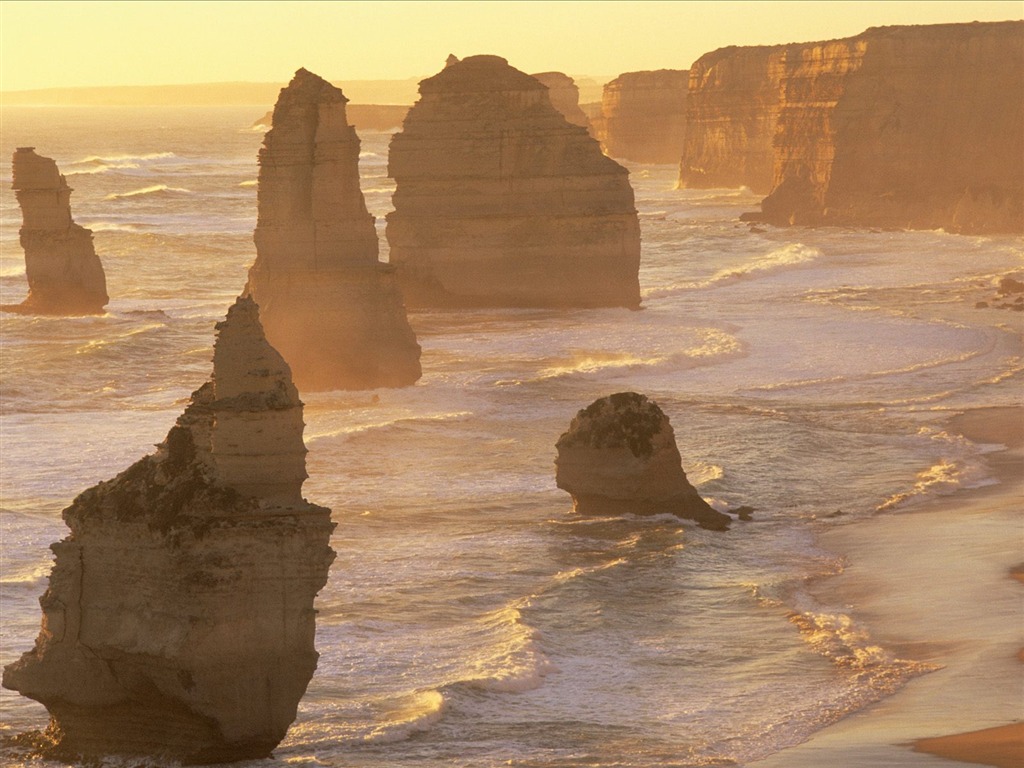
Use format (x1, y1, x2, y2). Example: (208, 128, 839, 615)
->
(246, 68, 421, 391)
(386, 54, 642, 309)
(555, 392, 731, 531)
(2, 295, 335, 765)
(3, 147, 108, 315)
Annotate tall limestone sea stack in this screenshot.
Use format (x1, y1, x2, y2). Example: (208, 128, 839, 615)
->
(555, 392, 731, 531)
(596, 70, 689, 164)
(530, 71, 591, 130)
(3, 147, 108, 315)
(386, 55, 641, 309)
(246, 68, 421, 391)
(2, 296, 335, 764)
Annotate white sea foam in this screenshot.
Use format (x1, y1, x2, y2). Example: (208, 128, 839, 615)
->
(105, 184, 192, 201)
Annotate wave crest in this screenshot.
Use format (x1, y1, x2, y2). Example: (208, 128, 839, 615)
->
(105, 185, 192, 201)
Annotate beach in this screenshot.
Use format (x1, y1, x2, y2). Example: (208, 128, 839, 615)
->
(753, 406, 1024, 768)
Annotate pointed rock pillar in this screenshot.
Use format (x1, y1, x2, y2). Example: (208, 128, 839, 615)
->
(246, 68, 421, 391)
(4, 147, 108, 315)
(2, 296, 335, 764)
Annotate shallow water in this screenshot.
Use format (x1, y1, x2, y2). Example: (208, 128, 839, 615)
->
(0, 106, 1021, 767)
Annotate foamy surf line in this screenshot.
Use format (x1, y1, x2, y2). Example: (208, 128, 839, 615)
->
(105, 185, 192, 200)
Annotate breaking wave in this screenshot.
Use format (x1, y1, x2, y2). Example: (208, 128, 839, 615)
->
(105, 185, 192, 201)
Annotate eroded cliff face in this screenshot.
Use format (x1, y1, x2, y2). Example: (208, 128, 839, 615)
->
(2, 296, 335, 764)
(531, 71, 591, 130)
(4, 148, 108, 315)
(758, 21, 1024, 233)
(555, 392, 730, 531)
(596, 70, 689, 164)
(246, 68, 421, 391)
(386, 55, 641, 309)
(679, 47, 787, 193)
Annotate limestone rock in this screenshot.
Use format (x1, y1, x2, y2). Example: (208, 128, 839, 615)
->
(555, 392, 730, 531)
(531, 71, 591, 129)
(246, 68, 421, 391)
(3, 148, 108, 315)
(595, 70, 689, 164)
(2, 296, 335, 764)
(678, 47, 785, 193)
(756, 22, 1024, 234)
(253, 103, 411, 133)
(386, 55, 641, 309)
(682, 22, 1023, 233)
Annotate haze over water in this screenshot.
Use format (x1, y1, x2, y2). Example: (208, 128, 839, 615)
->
(0, 107, 1021, 766)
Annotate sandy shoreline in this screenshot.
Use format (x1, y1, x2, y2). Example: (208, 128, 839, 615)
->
(753, 406, 1024, 768)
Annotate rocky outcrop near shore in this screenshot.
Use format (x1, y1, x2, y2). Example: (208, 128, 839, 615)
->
(555, 392, 731, 530)
(3, 148, 108, 315)
(531, 71, 591, 130)
(595, 70, 689, 163)
(755, 21, 1024, 233)
(678, 47, 784, 193)
(246, 68, 421, 391)
(2, 296, 335, 764)
(386, 55, 641, 309)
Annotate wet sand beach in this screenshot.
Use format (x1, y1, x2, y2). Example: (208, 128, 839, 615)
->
(754, 406, 1024, 767)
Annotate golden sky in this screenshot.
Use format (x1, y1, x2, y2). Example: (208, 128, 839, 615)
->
(2, 0, 1021, 90)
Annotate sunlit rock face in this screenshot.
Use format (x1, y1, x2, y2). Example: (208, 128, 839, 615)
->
(246, 68, 421, 391)
(386, 55, 641, 309)
(531, 71, 591, 130)
(3, 148, 108, 315)
(555, 392, 730, 531)
(2, 296, 335, 765)
(756, 21, 1024, 234)
(596, 70, 689, 164)
(678, 46, 786, 193)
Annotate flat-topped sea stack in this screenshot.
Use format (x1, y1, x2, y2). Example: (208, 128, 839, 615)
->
(246, 68, 421, 391)
(679, 47, 785, 193)
(555, 392, 731, 531)
(754, 21, 1024, 233)
(597, 70, 689, 164)
(531, 71, 591, 130)
(2, 296, 335, 764)
(4, 148, 108, 315)
(386, 55, 641, 309)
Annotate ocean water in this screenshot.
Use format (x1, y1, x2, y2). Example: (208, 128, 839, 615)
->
(0, 106, 1021, 767)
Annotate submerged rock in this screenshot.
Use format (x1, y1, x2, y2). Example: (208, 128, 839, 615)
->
(555, 392, 731, 530)
(386, 55, 641, 309)
(246, 68, 421, 391)
(3, 148, 108, 315)
(2, 296, 335, 764)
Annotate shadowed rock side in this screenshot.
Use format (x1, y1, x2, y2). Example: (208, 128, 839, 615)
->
(555, 392, 731, 531)
(386, 55, 641, 309)
(754, 22, 1024, 233)
(246, 68, 421, 391)
(595, 70, 689, 164)
(679, 47, 785, 193)
(531, 71, 592, 130)
(2, 296, 335, 765)
(3, 148, 108, 315)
